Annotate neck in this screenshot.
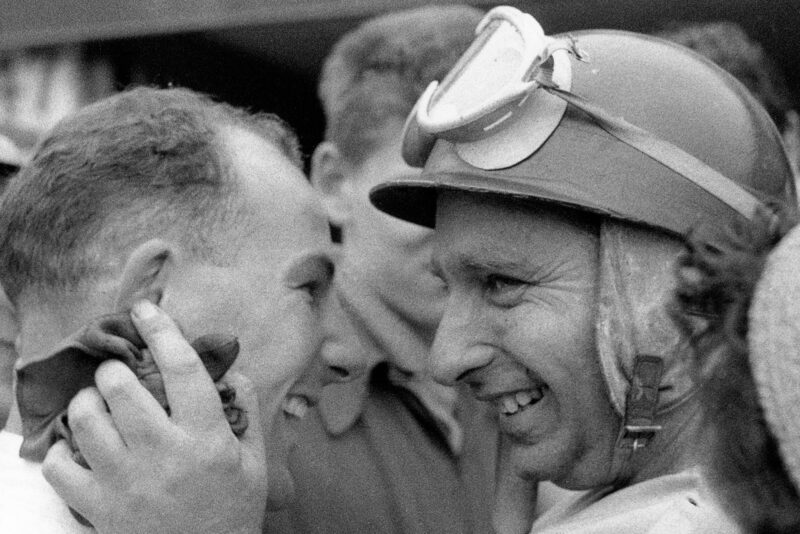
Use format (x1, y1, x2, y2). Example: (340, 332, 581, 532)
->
(18, 308, 85, 367)
(16, 292, 110, 367)
(3, 294, 111, 435)
(3, 306, 84, 435)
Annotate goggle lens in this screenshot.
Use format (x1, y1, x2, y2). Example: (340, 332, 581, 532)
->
(429, 18, 525, 124)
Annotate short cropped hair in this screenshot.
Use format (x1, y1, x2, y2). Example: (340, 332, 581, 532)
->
(319, 5, 483, 164)
(657, 21, 793, 132)
(0, 86, 301, 304)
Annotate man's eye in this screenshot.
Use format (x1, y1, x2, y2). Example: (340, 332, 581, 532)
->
(432, 272, 449, 291)
(298, 281, 318, 297)
(288, 256, 334, 305)
(485, 274, 527, 305)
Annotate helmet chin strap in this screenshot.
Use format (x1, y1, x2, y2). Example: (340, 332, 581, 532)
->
(607, 354, 665, 484)
(617, 355, 665, 452)
(595, 220, 695, 484)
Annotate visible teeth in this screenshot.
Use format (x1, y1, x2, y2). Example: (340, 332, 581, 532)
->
(502, 397, 519, 415)
(498, 388, 544, 415)
(515, 391, 533, 406)
(283, 396, 309, 419)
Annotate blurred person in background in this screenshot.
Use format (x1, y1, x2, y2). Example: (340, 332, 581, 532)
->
(266, 6, 500, 533)
(370, 7, 795, 533)
(673, 205, 800, 533)
(657, 21, 800, 185)
(0, 133, 22, 428)
(0, 86, 339, 533)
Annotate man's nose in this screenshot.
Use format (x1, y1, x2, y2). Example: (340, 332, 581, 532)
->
(319, 291, 371, 384)
(430, 294, 493, 386)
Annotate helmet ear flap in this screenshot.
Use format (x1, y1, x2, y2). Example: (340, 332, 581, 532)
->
(595, 220, 692, 422)
(401, 95, 437, 168)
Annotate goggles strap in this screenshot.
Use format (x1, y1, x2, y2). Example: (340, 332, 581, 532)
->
(541, 84, 768, 222)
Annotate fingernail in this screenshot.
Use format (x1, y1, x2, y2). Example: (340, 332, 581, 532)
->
(132, 300, 159, 320)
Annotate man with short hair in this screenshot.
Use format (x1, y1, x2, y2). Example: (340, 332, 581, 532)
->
(0, 86, 337, 533)
(265, 6, 499, 533)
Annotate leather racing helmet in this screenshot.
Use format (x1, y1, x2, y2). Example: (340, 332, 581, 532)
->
(370, 7, 796, 236)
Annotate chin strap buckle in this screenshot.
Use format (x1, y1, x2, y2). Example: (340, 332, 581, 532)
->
(619, 355, 664, 451)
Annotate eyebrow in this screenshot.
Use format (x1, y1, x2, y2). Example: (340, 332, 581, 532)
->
(434, 251, 544, 278)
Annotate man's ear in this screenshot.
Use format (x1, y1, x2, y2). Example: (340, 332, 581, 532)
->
(310, 142, 354, 227)
(115, 239, 177, 311)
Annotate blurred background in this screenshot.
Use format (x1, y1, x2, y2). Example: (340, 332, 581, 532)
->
(1, 0, 799, 159)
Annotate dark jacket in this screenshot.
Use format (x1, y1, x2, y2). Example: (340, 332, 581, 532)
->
(264, 363, 497, 534)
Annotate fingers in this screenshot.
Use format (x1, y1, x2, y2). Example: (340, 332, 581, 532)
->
(130, 300, 225, 432)
(42, 440, 101, 519)
(222, 372, 264, 456)
(93, 360, 171, 448)
(68, 386, 128, 474)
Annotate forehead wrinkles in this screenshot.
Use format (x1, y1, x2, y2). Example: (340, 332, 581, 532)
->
(434, 192, 597, 275)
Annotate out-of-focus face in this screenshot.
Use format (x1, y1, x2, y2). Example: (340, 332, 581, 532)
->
(431, 191, 620, 489)
(325, 123, 447, 373)
(317, 287, 372, 380)
(170, 127, 334, 509)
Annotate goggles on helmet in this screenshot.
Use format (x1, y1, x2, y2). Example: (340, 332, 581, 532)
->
(402, 6, 769, 223)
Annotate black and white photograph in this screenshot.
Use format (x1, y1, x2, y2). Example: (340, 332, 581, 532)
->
(1, 1, 799, 532)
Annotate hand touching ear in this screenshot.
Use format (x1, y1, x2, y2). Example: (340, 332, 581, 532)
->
(43, 300, 268, 534)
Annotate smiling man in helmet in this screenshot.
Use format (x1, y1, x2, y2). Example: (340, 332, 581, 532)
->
(370, 7, 796, 533)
